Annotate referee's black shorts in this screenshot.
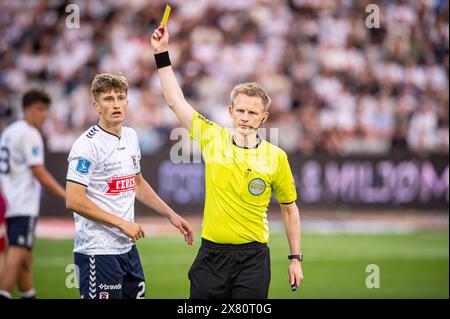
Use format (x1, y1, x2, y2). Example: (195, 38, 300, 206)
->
(188, 238, 271, 299)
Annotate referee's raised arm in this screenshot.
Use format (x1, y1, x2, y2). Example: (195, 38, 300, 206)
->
(150, 26, 195, 131)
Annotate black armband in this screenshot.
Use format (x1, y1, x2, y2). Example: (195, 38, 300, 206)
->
(154, 51, 171, 69)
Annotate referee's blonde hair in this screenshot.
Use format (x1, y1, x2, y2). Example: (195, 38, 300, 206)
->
(90, 73, 129, 101)
(230, 82, 271, 112)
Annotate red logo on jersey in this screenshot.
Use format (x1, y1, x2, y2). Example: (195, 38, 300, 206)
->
(106, 175, 136, 195)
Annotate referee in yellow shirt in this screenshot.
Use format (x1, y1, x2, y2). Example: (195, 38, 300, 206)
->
(151, 26, 304, 299)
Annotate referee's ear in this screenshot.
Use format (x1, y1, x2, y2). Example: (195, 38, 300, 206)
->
(261, 111, 270, 123)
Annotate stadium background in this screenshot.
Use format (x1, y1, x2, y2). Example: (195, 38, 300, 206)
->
(0, 0, 448, 298)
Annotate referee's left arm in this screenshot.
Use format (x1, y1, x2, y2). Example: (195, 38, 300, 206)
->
(280, 202, 304, 288)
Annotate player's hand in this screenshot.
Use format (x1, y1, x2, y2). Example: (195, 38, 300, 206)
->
(168, 212, 194, 245)
(151, 26, 169, 54)
(119, 221, 145, 243)
(289, 259, 304, 290)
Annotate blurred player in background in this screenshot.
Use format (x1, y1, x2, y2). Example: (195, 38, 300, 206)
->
(65, 73, 194, 299)
(151, 26, 303, 299)
(0, 89, 66, 299)
(0, 188, 6, 278)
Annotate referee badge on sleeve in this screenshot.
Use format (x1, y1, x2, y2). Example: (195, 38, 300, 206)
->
(76, 159, 91, 174)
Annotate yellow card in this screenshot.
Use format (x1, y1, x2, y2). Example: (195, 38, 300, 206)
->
(160, 5, 171, 27)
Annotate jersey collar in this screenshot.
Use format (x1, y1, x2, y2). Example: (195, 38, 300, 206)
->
(232, 135, 261, 149)
(96, 124, 121, 140)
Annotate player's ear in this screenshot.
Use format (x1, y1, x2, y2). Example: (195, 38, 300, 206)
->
(262, 111, 269, 123)
(93, 100, 100, 114)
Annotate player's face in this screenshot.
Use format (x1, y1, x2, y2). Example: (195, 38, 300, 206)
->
(229, 94, 269, 137)
(26, 102, 49, 131)
(95, 89, 128, 126)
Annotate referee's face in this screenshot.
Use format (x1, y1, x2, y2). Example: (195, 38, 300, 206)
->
(95, 89, 128, 126)
(229, 94, 268, 136)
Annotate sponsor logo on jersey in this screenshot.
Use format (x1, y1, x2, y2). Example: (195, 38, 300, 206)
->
(248, 178, 266, 196)
(76, 159, 91, 174)
(103, 161, 122, 173)
(106, 174, 136, 195)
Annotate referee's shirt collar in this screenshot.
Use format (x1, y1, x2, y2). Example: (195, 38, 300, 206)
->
(231, 135, 262, 149)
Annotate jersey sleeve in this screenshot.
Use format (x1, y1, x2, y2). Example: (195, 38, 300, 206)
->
(130, 128, 141, 175)
(189, 112, 222, 152)
(67, 138, 95, 187)
(22, 129, 44, 167)
(136, 141, 141, 175)
(272, 150, 297, 204)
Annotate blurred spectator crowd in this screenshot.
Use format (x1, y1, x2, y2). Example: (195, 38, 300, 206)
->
(0, 0, 448, 156)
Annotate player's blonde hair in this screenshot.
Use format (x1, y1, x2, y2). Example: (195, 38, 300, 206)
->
(90, 73, 129, 101)
(230, 82, 271, 112)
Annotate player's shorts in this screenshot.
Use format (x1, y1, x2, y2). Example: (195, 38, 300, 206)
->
(74, 245, 146, 299)
(6, 216, 37, 250)
(188, 238, 271, 299)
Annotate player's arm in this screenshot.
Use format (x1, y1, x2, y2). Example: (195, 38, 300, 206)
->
(280, 202, 304, 288)
(31, 165, 65, 200)
(135, 173, 194, 245)
(24, 131, 65, 200)
(65, 181, 144, 243)
(150, 26, 195, 131)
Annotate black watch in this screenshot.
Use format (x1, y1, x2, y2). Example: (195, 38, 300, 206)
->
(288, 254, 303, 261)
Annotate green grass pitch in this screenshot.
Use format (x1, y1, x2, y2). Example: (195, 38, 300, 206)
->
(19, 230, 448, 299)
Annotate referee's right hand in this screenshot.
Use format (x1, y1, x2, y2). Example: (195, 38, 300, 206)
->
(119, 220, 145, 243)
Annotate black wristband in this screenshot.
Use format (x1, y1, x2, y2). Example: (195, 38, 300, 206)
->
(288, 254, 303, 261)
(154, 51, 171, 69)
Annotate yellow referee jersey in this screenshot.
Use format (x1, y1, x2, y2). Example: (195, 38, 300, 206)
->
(189, 112, 297, 244)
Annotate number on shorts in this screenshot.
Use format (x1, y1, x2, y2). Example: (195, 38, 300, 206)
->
(136, 281, 145, 299)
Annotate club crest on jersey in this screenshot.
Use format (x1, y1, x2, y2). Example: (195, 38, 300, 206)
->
(106, 175, 136, 195)
(131, 155, 138, 169)
(76, 159, 90, 174)
(248, 178, 266, 196)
